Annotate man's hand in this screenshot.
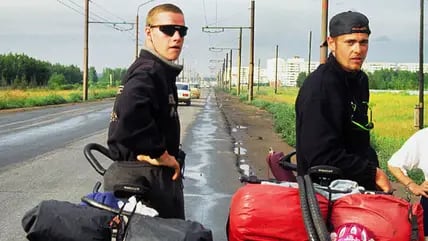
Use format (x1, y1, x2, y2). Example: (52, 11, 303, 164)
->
(407, 181, 428, 198)
(137, 151, 180, 180)
(375, 168, 393, 192)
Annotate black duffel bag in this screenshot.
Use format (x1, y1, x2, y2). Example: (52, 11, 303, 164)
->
(22, 200, 114, 241)
(122, 213, 213, 241)
(22, 199, 213, 241)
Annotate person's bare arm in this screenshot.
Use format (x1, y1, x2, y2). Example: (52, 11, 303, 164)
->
(388, 165, 428, 198)
(137, 151, 180, 181)
(374, 168, 393, 192)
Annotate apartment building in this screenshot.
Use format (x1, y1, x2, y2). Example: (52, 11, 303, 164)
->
(227, 58, 428, 87)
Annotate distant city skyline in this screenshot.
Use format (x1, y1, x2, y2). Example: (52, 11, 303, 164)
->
(224, 56, 428, 87)
(0, 0, 426, 77)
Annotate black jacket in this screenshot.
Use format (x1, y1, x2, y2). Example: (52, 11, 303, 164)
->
(108, 49, 182, 161)
(295, 54, 378, 190)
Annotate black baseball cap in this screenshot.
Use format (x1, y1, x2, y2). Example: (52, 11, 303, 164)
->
(321, 11, 371, 47)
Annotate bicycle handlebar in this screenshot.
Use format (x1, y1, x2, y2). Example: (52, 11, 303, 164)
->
(83, 143, 113, 176)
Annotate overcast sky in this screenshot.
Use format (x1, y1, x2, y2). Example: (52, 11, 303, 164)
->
(0, 0, 425, 77)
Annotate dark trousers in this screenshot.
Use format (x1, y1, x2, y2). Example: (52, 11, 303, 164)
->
(421, 196, 428, 236)
(103, 161, 185, 219)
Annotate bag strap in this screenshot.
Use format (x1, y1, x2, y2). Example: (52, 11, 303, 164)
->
(408, 204, 419, 241)
(110, 215, 127, 241)
(325, 187, 335, 232)
(109, 195, 141, 241)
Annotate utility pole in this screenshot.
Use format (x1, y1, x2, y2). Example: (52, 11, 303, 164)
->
(248, 0, 255, 101)
(274, 45, 278, 94)
(202, 0, 254, 98)
(225, 52, 229, 90)
(209, 59, 224, 87)
(135, 14, 139, 59)
(210, 47, 238, 91)
(222, 58, 226, 89)
(320, 0, 328, 64)
(202, 26, 249, 95)
(229, 49, 233, 91)
(417, 0, 425, 129)
(82, 2, 134, 101)
(257, 58, 260, 92)
(238, 28, 243, 96)
(308, 30, 312, 75)
(181, 58, 185, 82)
(83, 0, 89, 101)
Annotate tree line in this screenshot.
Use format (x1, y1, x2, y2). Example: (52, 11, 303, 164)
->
(0, 53, 127, 89)
(296, 69, 427, 90)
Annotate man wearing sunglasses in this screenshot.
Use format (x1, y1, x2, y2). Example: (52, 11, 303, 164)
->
(107, 3, 187, 219)
(295, 11, 392, 192)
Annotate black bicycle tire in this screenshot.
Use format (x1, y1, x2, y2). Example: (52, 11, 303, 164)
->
(304, 175, 331, 241)
(297, 176, 319, 241)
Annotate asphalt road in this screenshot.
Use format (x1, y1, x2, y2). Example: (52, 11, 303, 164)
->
(0, 88, 242, 241)
(0, 100, 113, 168)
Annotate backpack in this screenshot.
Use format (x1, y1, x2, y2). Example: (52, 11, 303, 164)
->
(331, 193, 424, 241)
(227, 183, 329, 241)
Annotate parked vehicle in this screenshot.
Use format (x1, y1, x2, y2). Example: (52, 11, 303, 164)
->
(190, 83, 201, 99)
(176, 82, 191, 106)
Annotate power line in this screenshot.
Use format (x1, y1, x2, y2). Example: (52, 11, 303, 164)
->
(56, 0, 83, 16)
(57, 0, 109, 24)
(90, 0, 128, 23)
(56, 0, 133, 32)
(202, 0, 209, 26)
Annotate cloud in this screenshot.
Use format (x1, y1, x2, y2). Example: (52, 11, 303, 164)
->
(373, 35, 391, 42)
(0, 0, 426, 77)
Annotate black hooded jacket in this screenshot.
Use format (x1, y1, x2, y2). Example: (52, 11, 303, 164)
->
(107, 49, 182, 161)
(295, 54, 378, 190)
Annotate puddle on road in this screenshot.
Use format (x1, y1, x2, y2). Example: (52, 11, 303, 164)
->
(231, 125, 247, 133)
(233, 140, 254, 176)
(233, 141, 247, 155)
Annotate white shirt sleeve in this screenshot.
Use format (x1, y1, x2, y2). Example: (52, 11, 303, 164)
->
(387, 128, 428, 177)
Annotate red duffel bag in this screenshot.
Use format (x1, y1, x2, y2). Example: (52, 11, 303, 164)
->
(227, 183, 329, 241)
(331, 193, 424, 241)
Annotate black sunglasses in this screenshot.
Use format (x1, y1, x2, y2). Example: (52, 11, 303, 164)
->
(150, 25, 188, 37)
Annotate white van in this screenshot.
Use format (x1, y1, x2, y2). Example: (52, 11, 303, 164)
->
(176, 82, 191, 106)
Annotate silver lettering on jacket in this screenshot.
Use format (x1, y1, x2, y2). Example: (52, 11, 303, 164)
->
(169, 94, 177, 117)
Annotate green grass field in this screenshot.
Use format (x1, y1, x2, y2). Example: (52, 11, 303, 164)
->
(0, 87, 117, 110)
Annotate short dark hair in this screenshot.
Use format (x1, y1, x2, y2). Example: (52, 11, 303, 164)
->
(146, 4, 183, 26)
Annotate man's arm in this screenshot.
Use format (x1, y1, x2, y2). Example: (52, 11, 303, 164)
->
(388, 131, 428, 196)
(388, 165, 428, 197)
(375, 168, 392, 192)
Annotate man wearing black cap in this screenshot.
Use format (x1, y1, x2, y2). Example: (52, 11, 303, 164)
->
(295, 11, 392, 192)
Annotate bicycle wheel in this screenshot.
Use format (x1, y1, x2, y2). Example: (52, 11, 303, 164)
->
(304, 175, 331, 241)
(297, 176, 319, 241)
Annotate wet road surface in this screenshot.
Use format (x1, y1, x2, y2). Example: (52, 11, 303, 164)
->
(0, 88, 247, 241)
(0, 101, 112, 167)
(183, 88, 242, 241)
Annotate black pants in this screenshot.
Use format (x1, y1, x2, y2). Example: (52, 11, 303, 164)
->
(103, 161, 185, 219)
